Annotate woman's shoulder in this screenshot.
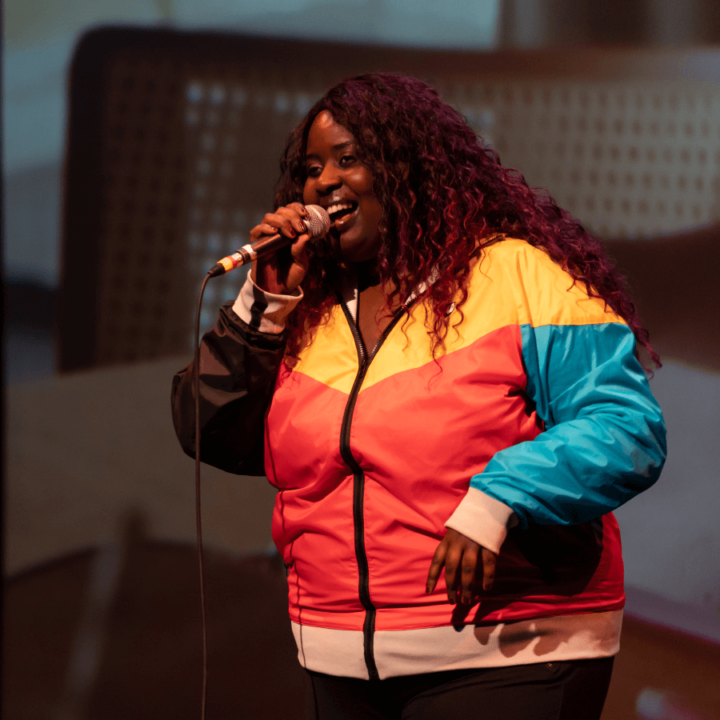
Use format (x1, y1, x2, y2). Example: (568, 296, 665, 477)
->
(480, 235, 557, 271)
(475, 236, 624, 326)
(474, 236, 566, 291)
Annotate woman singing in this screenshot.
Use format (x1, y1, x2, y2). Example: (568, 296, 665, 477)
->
(172, 73, 666, 719)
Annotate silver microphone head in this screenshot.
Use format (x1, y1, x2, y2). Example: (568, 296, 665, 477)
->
(304, 205, 331, 238)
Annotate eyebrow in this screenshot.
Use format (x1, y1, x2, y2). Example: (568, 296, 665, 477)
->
(305, 140, 354, 160)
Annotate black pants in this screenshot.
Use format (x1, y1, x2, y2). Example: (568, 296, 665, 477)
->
(305, 657, 614, 720)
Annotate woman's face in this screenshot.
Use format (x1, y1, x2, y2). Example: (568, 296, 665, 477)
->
(302, 110, 383, 264)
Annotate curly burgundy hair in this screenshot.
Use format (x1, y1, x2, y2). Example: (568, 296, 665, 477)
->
(274, 72, 658, 367)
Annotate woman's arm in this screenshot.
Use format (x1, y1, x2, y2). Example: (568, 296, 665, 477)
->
(172, 202, 314, 475)
(473, 320, 666, 530)
(448, 244, 666, 547)
(431, 243, 667, 604)
(429, 321, 666, 605)
(171, 302, 287, 476)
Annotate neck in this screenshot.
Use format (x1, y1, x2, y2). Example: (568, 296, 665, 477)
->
(354, 259, 381, 292)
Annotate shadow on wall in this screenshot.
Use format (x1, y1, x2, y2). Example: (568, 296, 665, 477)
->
(604, 223, 720, 373)
(4, 513, 720, 720)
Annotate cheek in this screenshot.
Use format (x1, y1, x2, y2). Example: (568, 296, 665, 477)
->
(366, 199, 383, 232)
(302, 183, 312, 204)
(352, 168, 374, 195)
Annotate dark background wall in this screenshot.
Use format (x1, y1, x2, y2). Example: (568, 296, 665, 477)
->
(3, 2, 720, 719)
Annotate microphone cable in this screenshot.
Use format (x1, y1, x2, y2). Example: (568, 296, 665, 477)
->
(190, 205, 329, 719)
(193, 271, 212, 720)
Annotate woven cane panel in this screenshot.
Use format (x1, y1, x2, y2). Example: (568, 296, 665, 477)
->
(181, 71, 330, 344)
(180, 76, 720, 341)
(445, 81, 720, 239)
(95, 57, 190, 365)
(93, 60, 335, 361)
(76, 35, 720, 364)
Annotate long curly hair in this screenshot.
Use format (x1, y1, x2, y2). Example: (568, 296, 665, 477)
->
(274, 72, 658, 367)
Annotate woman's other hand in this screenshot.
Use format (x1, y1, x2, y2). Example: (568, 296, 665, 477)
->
(426, 528, 497, 605)
(250, 202, 313, 295)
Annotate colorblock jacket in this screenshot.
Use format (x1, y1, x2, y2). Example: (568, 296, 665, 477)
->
(172, 238, 666, 680)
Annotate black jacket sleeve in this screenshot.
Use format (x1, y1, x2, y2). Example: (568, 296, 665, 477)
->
(171, 302, 287, 476)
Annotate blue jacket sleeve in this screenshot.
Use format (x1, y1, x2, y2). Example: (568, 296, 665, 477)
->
(469, 320, 667, 528)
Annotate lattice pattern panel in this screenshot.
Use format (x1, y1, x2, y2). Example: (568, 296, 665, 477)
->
(446, 81, 720, 239)
(94, 60, 332, 360)
(180, 76, 720, 341)
(73, 34, 720, 365)
(95, 57, 190, 365)
(181, 74, 327, 342)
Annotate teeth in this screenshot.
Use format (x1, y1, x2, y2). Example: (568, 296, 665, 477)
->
(327, 202, 354, 216)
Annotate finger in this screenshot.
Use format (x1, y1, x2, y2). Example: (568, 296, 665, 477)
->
(274, 206, 308, 235)
(289, 231, 310, 249)
(443, 546, 464, 605)
(249, 222, 293, 243)
(253, 212, 300, 240)
(426, 541, 448, 594)
(288, 233, 313, 273)
(288, 202, 309, 217)
(481, 548, 497, 592)
(259, 221, 295, 237)
(460, 545, 478, 605)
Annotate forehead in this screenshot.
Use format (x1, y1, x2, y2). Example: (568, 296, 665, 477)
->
(306, 110, 355, 155)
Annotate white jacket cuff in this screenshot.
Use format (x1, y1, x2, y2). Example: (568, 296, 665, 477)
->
(445, 487, 518, 555)
(232, 274, 303, 334)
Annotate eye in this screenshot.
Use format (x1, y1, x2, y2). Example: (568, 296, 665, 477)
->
(306, 164, 322, 178)
(339, 154, 356, 166)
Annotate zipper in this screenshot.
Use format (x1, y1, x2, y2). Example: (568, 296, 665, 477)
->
(338, 299, 406, 681)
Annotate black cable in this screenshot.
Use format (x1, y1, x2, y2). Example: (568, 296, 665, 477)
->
(193, 271, 212, 720)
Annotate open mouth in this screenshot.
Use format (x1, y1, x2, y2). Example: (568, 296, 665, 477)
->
(326, 201, 358, 223)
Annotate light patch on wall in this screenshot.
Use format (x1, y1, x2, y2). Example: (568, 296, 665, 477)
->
(171, 0, 500, 48)
(4, 0, 162, 49)
(3, 35, 75, 174)
(171, 0, 321, 23)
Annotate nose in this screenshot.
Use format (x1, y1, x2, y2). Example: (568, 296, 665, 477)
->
(314, 163, 342, 196)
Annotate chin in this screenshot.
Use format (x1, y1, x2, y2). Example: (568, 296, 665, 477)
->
(333, 235, 381, 265)
(337, 247, 374, 265)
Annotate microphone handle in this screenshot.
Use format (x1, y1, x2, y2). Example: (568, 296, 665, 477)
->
(208, 205, 330, 278)
(208, 231, 296, 278)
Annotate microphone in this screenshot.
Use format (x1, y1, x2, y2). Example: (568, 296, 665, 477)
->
(208, 205, 331, 277)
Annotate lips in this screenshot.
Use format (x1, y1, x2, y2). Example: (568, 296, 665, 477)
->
(324, 199, 359, 231)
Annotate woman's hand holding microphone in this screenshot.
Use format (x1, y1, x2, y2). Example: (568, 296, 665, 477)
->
(250, 203, 326, 296)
